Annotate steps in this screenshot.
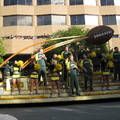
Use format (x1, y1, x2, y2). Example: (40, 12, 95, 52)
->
(0, 72, 120, 104)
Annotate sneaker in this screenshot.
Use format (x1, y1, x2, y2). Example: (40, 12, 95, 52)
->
(11, 92, 15, 95)
(76, 93, 82, 96)
(50, 94, 53, 98)
(36, 91, 40, 94)
(58, 94, 62, 97)
(29, 92, 33, 95)
(19, 92, 22, 95)
(106, 88, 112, 90)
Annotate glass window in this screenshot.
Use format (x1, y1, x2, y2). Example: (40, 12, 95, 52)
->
(52, 15, 66, 25)
(51, 0, 65, 5)
(116, 16, 120, 25)
(10, 0, 17, 5)
(84, 0, 96, 6)
(71, 15, 85, 25)
(37, 15, 51, 25)
(4, 0, 10, 6)
(102, 15, 116, 25)
(18, 0, 25, 5)
(70, 0, 83, 5)
(3, 16, 17, 26)
(85, 15, 98, 25)
(101, 0, 114, 6)
(3, 15, 32, 26)
(4, 0, 32, 6)
(114, 0, 120, 6)
(37, 0, 51, 5)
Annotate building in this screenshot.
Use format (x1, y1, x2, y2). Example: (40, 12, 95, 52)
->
(0, 0, 120, 59)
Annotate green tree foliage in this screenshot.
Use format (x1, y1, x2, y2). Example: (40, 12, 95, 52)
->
(0, 38, 6, 64)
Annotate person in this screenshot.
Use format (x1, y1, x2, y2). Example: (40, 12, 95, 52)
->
(29, 61, 39, 94)
(4, 61, 12, 91)
(11, 60, 21, 95)
(49, 60, 61, 97)
(80, 54, 94, 91)
(61, 46, 71, 87)
(67, 54, 81, 96)
(101, 53, 111, 90)
(113, 47, 120, 82)
(51, 54, 58, 64)
(35, 48, 47, 86)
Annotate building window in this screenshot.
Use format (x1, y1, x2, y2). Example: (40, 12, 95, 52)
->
(85, 15, 98, 25)
(84, 0, 96, 6)
(37, 15, 66, 25)
(70, 15, 85, 25)
(4, 0, 32, 6)
(102, 15, 116, 25)
(3, 15, 32, 26)
(51, 0, 65, 5)
(101, 0, 114, 6)
(37, 0, 51, 5)
(37, 0, 65, 5)
(70, 0, 83, 5)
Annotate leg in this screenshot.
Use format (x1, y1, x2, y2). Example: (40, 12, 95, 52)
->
(35, 79, 39, 93)
(51, 81, 55, 96)
(56, 80, 61, 96)
(69, 75, 75, 95)
(74, 75, 80, 95)
(11, 79, 17, 94)
(30, 79, 34, 93)
(16, 78, 21, 94)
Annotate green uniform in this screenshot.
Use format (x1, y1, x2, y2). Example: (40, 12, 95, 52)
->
(12, 66, 21, 79)
(81, 59, 93, 91)
(36, 53, 47, 85)
(113, 51, 120, 81)
(67, 61, 80, 95)
(61, 51, 71, 85)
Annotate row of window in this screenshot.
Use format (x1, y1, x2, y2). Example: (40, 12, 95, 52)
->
(3, 15, 120, 26)
(3, 0, 120, 6)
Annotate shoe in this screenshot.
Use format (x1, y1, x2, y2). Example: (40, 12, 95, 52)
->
(106, 88, 112, 90)
(19, 92, 22, 95)
(70, 94, 75, 97)
(29, 92, 33, 95)
(50, 94, 53, 98)
(11, 92, 14, 95)
(36, 91, 40, 94)
(101, 87, 106, 90)
(76, 93, 82, 96)
(58, 94, 62, 97)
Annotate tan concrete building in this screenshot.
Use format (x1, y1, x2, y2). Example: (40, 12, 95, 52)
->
(0, 0, 120, 56)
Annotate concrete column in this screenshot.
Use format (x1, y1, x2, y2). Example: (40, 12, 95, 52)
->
(96, 0, 101, 6)
(33, 16, 37, 26)
(32, 0, 37, 6)
(66, 15, 71, 25)
(0, 0, 4, 6)
(65, 0, 70, 6)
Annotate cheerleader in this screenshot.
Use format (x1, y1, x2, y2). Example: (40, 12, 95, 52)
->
(29, 61, 40, 94)
(49, 60, 62, 97)
(11, 60, 22, 95)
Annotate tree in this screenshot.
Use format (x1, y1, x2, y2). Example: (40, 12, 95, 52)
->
(43, 26, 108, 61)
(0, 38, 6, 64)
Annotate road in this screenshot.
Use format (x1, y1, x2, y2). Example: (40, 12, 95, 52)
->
(0, 100, 120, 120)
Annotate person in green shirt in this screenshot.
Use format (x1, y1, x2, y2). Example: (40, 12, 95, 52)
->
(61, 46, 71, 87)
(80, 54, 93, 91)
(67, 54, 81, 96)
(113, 47, 120, 82)
(35, 48, 47, 86)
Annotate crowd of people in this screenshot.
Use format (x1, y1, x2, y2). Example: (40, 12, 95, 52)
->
(3, 46, 120, 97)
(2, 35, 48, 40)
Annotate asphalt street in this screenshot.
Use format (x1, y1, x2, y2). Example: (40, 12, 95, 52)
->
(0, 100, 120, 120)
